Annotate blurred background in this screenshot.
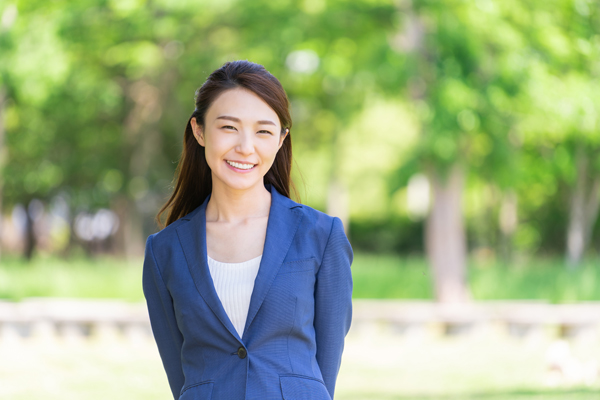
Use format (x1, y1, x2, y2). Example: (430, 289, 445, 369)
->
(1, 0, 600, 399)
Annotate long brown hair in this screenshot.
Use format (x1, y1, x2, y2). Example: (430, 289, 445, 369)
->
(157, 60, 298, 228)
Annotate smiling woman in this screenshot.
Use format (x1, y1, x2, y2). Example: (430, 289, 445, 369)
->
(157, 61, 295, 227)
(143, 60, 354, 400)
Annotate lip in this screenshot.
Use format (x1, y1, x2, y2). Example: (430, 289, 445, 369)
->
(225, 159, 257, 173)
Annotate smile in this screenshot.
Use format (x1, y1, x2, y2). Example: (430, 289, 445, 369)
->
(226, 160, 256, 170)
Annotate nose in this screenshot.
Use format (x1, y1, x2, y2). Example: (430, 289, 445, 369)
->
(236, 130, 255, 155)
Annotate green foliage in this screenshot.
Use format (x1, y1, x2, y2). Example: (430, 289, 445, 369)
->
(350, 217, 424, 254)
(389, 0, 529, 184)
(0, 0, 599, 257)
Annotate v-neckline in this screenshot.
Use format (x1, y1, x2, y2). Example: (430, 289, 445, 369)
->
(175, 183, 304, 342)
(207, 254, 263, 265)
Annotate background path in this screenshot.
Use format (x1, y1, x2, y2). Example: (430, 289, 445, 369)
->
(2, 327, 600, 399)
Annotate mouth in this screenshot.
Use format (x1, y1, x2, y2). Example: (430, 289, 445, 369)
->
(225, 160, 257, 171)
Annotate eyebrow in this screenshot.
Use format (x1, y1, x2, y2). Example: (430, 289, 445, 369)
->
(216, 115, 276, 126)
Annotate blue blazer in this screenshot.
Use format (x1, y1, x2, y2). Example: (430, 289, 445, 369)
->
(142, 183, 353, 400)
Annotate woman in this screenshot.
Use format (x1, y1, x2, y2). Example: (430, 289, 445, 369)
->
(142, 60, 353, 400)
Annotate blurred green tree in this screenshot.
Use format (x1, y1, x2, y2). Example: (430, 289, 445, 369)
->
(387, 0, 534, 302)
(516, 0, 600, 267)
(1, 0, 598, 281)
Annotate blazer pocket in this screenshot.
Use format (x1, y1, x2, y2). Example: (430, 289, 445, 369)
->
(280, 375, 331, 400)
(279, 257, 318, 274)
(179, 380, 214, 400)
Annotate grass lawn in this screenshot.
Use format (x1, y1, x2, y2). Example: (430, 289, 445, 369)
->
(0, 255, 145, 301)
(336, 331, 600, 400)
(350, 253, 600, 303)
(1, 253, 600, 302)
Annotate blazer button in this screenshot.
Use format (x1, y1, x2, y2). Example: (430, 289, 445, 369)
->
(237, 347, 247, 359)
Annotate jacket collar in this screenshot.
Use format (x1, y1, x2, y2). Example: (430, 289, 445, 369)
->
(175, 183, 303, 342)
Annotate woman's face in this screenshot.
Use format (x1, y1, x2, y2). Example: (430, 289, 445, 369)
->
(192, 87, 288, 193)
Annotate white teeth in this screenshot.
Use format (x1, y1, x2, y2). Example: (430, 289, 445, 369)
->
(227, 160, 255, 170)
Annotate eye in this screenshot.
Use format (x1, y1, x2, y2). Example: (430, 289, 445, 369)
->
(258, 130, 273, 135)
(221, 125, 237, 130)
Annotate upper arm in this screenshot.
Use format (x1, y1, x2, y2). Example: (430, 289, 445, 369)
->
(142, 235, 185, 400)
(314, 217, 353, 397)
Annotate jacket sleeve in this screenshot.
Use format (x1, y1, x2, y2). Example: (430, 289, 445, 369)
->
(314, 217, 354, 399)
(142, 234, 185, 400)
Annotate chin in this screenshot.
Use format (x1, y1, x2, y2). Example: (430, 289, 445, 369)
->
(215, 177, 265, 192)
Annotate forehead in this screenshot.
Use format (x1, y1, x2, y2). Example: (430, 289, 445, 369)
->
(207, 88, 280, 125)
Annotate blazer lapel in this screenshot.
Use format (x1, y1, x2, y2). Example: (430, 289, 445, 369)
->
(176, 193, 242, 341)
(175, 183, 303, 342)
(242, 184, 303, 338)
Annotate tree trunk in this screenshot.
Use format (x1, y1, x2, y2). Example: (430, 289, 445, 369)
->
(426, 164, 471, 303)
(499, 190, 518, 263)
(112, 79, 164, 258)
(24, 206, 36, 260)
(567, 146, 600, 268)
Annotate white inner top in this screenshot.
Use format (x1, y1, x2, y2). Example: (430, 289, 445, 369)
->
(207, 254, 262, 338)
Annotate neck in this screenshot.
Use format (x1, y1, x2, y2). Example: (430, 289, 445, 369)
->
(206, 181, 271, 223)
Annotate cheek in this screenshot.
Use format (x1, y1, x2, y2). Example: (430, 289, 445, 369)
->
(258, 139, 281, 158)
(204, 135, 230, 158)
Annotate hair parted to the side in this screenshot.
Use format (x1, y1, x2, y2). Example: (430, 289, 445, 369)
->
(156, 60, 298, 228)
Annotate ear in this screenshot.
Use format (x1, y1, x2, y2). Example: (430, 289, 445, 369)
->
(191, 117, 205, 147)
(278, 128, 289, 149)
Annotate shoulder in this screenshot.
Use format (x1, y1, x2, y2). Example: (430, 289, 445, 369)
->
(290, 201, 352, 271)
(287, 198, 341, 240)
(271, 184, 338, 237)
(146, 205, 202, 249)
